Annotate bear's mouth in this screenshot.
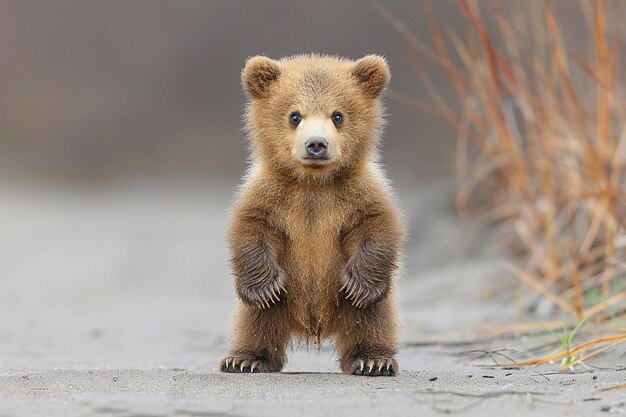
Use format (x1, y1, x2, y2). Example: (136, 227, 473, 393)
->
(301, 156, 331, 166)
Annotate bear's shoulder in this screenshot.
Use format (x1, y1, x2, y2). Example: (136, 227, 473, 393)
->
(237, 161, 394, 215)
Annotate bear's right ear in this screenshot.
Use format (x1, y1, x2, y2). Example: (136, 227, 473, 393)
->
(242, 56, 281, 100)
(351, 55, 390, 99)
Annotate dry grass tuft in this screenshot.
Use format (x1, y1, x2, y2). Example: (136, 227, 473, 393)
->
(376, 0, 626, 369)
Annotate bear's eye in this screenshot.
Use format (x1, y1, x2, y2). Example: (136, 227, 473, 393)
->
(289, 112, 302, 125)
(331, 112, 343, 126)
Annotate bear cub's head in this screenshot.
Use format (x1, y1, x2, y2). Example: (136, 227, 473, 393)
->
(242, 54, 390, 182)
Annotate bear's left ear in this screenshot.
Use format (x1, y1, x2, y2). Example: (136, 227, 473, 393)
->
(242, 56, 281, 100)
(351, 55, 390, 99)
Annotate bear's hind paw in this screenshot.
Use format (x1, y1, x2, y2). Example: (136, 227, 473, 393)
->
(219, 355, 281, 373)
(346, 357, 398, 376)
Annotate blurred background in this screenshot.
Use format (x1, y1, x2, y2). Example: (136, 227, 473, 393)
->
(0, 1, 468, 186)
(1, 0, 617, 371)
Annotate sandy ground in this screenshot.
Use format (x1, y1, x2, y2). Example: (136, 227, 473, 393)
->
(1, 181, 624, 416)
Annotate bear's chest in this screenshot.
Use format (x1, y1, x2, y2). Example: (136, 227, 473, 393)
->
(279, 195, 347, 279)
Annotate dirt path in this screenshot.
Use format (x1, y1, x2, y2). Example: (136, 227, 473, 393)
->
(0, 183, 623, 416)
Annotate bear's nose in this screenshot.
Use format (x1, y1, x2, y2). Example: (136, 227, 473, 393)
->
(305, 136, 328, 158)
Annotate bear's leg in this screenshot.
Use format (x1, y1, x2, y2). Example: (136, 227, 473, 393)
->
(335, 297, 399, 376)
(220, 303, 291, 373)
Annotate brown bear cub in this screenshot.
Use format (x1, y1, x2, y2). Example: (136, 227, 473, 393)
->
(220, 54, 405, 376)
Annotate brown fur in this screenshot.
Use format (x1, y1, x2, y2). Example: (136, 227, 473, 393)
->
(220, 54, 405, 376)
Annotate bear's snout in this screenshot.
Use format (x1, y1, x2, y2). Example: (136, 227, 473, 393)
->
(305, 136, 328, 158)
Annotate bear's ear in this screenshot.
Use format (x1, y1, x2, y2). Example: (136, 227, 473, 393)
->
(351, 55, 390, 99)
(242, 56, 281, 99)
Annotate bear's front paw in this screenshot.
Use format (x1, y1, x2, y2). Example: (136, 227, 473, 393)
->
(233, 241, 287, 309)
(340, 238, 394, 308)
(345, 357, 399, 377)
(340, 271, 387, 308)
(220, 354, 281, 373)
(238, 273, 286, 309)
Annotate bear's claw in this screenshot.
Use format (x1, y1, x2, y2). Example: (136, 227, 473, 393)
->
(348, 357, 398, 376)
(219, 355, 279, 373)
